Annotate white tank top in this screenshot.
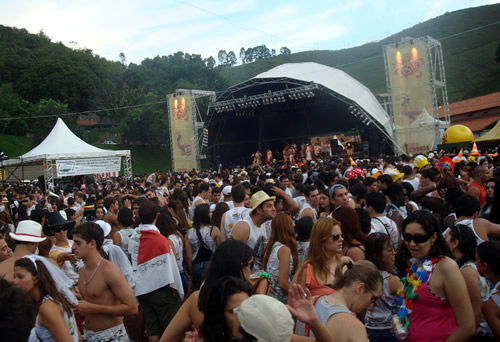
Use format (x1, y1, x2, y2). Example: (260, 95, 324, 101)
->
(267, 242, 294, 303)
(242, 214, 270, 275)
(224, 207, 250, 239)
(457, 219, 486, 246)
(168, 234, 184, 272)
(297, 203, 317, 221)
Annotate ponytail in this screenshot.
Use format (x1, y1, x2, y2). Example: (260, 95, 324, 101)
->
(332, 260, 382, 292)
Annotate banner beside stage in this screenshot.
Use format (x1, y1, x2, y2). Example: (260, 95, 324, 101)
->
(385, 40, 435, 154)
(168, 94, 197, 172)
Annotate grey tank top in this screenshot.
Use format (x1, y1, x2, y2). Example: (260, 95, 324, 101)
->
(297, 296, 351, 337)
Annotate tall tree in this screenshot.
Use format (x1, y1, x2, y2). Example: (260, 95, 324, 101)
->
(280, 46, 291, 55)
(227, 51, 237, 66)
(239, 47, 246, 64)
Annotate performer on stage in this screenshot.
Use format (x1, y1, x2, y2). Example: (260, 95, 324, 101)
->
(265, 149, 273, 165)
(250, 150, 262, 166)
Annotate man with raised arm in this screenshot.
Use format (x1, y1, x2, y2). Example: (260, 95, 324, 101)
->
(72, 222, 137, 342)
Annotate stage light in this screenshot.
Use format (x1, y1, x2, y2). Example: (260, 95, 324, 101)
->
(348, 105, 354, 111)
(362, 117, 369, 124)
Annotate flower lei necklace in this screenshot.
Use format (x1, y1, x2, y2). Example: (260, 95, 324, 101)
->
(396, 257, 439, 328)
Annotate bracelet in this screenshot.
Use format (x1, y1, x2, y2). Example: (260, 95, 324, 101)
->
(280, 192, 285, 197)
(258, 271, 271, 281)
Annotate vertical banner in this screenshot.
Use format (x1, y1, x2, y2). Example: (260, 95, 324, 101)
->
(386, 41, 435, 154)
(169, 94, 197, 171)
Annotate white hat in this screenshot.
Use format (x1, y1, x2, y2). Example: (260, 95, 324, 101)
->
(222, 185, 232, 196)
(95, 220, 111, 238)
(235, 294, 293, 342)
(10, 220, 46, 243)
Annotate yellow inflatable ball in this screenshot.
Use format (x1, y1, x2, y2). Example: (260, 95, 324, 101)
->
(441, 125, 474, 144)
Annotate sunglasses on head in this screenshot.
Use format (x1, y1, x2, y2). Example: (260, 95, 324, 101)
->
(403, 232, 431, 244)
(331, 233, 344, 241)
(51, 226, 68, 233)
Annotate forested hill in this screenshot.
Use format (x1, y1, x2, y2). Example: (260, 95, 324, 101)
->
(0, 27, 228, 146)
(219, 3, 500, 103)
(0, 3, 499, 148)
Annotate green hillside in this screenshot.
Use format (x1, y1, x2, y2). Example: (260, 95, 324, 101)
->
(219, 4, 500, 102)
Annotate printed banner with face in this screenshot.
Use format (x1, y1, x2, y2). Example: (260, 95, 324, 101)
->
(169, 94, 197, 171)
(386, 41, 435, 154)
(55, 157, 121, 177)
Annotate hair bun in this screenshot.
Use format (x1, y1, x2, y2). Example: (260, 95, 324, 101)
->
(346, 261, 353, 269)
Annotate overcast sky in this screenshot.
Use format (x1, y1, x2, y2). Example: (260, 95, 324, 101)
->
(1, 0, 498, 64)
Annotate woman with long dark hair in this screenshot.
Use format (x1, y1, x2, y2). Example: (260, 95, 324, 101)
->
(186, 204, 221, 289)
(160, 240, 255, 342)
(400, 210, 475, 341)
(317, 189, 333, 218)
(168, 200, 190, 235)
(262, 212, 298, 303)
(13, 256, 80, 341)
(156, 210, 189, 296)
(444, 224, 492, 337)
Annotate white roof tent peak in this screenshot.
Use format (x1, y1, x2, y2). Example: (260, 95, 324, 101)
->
(9, 117, 129, 164)
(252, 62, 393, 135)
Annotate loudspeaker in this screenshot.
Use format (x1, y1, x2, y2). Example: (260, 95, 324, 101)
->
(362, 141, 369, 158)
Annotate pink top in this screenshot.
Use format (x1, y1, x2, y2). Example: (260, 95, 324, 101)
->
(408, 276, 456, 341)
(305, 263, 335, 296)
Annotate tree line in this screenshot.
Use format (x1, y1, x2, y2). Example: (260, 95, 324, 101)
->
(215, 45, 291, 68)
(0, 25, 229, 147)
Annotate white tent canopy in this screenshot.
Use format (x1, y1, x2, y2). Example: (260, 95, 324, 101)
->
(254, 62, 394, 136)
(2, 118, 132, 186)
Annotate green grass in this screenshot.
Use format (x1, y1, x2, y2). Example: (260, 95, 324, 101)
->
(1, 135, 172, 176)
(0, 134, 33, 157)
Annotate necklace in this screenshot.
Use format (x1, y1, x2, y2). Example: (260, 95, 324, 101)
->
(396, 257, 439, 328)
(83, 258, 104, 285)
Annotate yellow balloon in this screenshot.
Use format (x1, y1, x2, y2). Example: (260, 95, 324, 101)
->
(441, 125, 474, 144)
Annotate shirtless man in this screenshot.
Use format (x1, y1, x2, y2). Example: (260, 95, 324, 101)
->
(72, 222, 137, 341)
(104, 197, 121, 237)
(0, 220, 45, 282)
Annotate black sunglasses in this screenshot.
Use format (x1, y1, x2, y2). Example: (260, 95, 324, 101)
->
(403, 233, 431, 244)
(332, 233, 344, 241)
(51, 227, 68, 233)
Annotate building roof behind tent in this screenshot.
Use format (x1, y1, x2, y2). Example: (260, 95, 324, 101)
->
(253, 62, 393, 134)
(7, 118, 129, 164)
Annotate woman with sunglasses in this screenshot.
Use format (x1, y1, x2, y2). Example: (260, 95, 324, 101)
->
(364, 233, 402, 342)
(401, 210, 475, 341)
(46, 212, 79, 285)
(160, 240, 264, 342)
(297, 259, 383, 341)
(292, 218, 350, 296)
(444, 224, 493, 338)
(333, 206, 366, 261)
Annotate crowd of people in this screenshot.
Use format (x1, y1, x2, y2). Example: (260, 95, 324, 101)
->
(1, 148, 500, 342)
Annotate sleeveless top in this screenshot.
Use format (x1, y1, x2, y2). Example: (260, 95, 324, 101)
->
(266, 242, 294, 303)
(241, 214, 271, 275)
(297, 296, 351, 337)
(305, 263, 334, 296)
(365, 271, 398, 329)
(469, 182, 486, 206)
(36, 295, 79, 342)
(297, 241, 310, 264)
(223, 207, 250, 239)
(297, 203, 317, 221)
(370, 216, 399, 253)
(460, 262, 493, 336)
(407, 264, 456, 342)
(187, 225, 217, 260)
(118, 228, 134, 261)
(457, 219, 486, 246)
(168, 234, 184, 272)
(49, 241, 80, 285)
